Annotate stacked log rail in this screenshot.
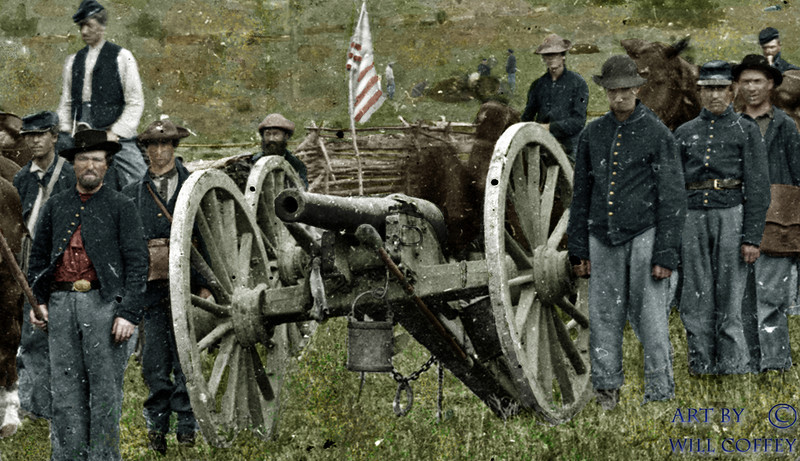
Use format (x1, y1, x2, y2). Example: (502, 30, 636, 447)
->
(294, 122, 477, 196)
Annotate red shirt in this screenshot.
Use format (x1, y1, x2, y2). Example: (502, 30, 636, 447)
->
(53, 193, 99, 282)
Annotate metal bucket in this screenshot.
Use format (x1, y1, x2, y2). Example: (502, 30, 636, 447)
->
(346, 318, 394, 372)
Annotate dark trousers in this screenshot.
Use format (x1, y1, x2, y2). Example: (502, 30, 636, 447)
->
(142, 299, 197, 434)
(17, 301, 51, 419)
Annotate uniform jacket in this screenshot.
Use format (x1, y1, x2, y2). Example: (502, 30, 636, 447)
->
(27, 185, 148, 324)
(773, 52, 799, 73)
(521, 67, 589, 157)
(13, 158, 76, 225)
(761, 106, 800, 186)
(568, 102, 687, 270)
(122, 158, 201, 308)
(675, 105, 770, 246)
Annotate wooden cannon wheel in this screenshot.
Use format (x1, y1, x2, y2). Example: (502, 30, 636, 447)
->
(170, 169, 291, 447)
(244, 156, 318, 355)
(484, 122, 592, 424)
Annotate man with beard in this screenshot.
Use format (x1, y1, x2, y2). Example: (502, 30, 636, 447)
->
(226, 113, 308, 190)
(123, 119, 206, 454)
(675, 61, 770, 375)
(735, 54, 800, 372)
(27, 129, 147, 460)
(13, 111, 76, 421)
(522, 34, 589, 161)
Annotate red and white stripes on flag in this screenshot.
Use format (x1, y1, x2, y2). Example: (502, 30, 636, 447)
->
(346, 1, 384, 124)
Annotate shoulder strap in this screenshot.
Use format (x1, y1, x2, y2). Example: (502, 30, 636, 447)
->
(41, 156, 65, 204)
(145, 182, 173, 223)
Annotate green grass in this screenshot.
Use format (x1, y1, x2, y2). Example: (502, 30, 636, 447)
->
(5, 312, 800, 460)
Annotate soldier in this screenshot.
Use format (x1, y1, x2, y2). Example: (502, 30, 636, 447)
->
(759, 27, 799, 73)
(734, 54, 800, 372)
(675, 61, 770, 375)
(522, 34, 589, 161)
(122, 120, 205, 454)
(13, 111, 76, 421)
(225, 113, 308, 190)
(568, 55, 686, 410)
(56, 0, 146, 189)
(28, 129, 147, 460)
(505, 49, 517, 95)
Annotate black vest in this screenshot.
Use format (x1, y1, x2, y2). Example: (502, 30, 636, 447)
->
(70, 42, 125, 130)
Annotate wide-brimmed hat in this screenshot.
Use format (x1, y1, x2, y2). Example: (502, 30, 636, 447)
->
(759, 27, 780, 46)
(592, 55, 646, 89)
(73, 0, 104, 23)
(697, 60, 733, 86)
(258, 113, 295, 137)
(59, 129, 120, 162)
(0, 112, 22, 137)
(535, 34, 572, 55)
(138, 119, 191, 145)
(733, 54, 783, 86)
(20, 111, 59, 134)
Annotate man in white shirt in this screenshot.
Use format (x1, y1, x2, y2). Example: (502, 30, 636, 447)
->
(57, 0, 145, 190)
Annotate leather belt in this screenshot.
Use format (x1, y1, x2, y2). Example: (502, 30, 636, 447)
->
(51, 279, 100, 292)
(686, 179, 742, 190)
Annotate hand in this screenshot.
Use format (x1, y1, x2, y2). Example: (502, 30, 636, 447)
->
(651, 265, 672, 280)
(741, 244, 760, 264)
(112, 317, 135, 343)
(198, 287, 213, 299)
(30, 304, 48, 330)
(105, 130, 119, 142)
(572, 259, 591, 278)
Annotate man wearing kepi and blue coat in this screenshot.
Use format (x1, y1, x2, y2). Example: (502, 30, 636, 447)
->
(13, 111, 75, 421)
(122, 119, 204, 455)
(27, 129, 147, 460)
(568, 55, 686, 411)
(675, 60, 770, 375)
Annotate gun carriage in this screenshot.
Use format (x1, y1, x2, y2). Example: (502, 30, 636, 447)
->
(169, 121, 591, 447)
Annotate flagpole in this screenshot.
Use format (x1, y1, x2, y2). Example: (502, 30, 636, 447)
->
(348, 68, 365, 196)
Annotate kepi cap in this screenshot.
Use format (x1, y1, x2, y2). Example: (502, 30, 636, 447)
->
(73, 0, 105, 23)
(697, 60, 733, 86)
(20, 111, 59, 134)
(759, 27, 780, 46)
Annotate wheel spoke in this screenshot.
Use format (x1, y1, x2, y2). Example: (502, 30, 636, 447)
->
(208, 335, 236, 397)
(509, 152, 538, 247)
(547, 308, 577, 405)
(195, 209, 234, 294)
(249, 346, 276, 401)
(221, 344, 242, 423)
(508, 271, 534, 287)
(514, 287, 536, 335)
(236, 231, 254, 287)
(546, 211, 570, 249)
(539, 165, 559, 243)
(555, 296, 590, 329)
(550, 308, 587, 376)
(219, 193, 239, 260)
(191, 294, 231, 318)
(504, 229, 533, 271)
(197, 321, 234, 352)
(190, 246, 232, 304)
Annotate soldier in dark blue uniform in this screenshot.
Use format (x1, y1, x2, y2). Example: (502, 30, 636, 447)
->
(28, 129, 147, 460)
(522, 34, 589, 161)
(13, 111, 75, 421)
(568, 55, 686, 410)
(759, 27, 799, 73)
(675, 61, 771, 375)
(122, 119, 204, 454)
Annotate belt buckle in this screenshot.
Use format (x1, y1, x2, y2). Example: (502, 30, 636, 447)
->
(713, 179, 721, 190)
(73, 279, 92, 292)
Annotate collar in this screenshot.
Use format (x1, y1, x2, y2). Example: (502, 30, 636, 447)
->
(148, 164, 178, 181)
(607, 100, 647, 126)
(699, 104, 736, 121)
(88, 39, 106, 52)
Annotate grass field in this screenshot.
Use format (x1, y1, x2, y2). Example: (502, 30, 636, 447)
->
(4, 311, 800, 460)
(3, 1, 800, 460)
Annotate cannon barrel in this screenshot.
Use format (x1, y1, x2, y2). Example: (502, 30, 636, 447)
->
(275, 189, 448, 245)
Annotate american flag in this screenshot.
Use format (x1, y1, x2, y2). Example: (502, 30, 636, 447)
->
(346, 1, 385, 124)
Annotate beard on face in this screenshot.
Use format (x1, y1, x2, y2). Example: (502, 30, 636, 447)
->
(78, 171, 102, 190)
(262, 139, 288, 157)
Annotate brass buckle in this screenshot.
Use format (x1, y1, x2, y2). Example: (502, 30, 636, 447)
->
(713, 179, 722, 190)
(72, 279, 92, 292)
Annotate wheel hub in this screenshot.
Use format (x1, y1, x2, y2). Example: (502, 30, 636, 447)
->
(231, 283, 269, 347)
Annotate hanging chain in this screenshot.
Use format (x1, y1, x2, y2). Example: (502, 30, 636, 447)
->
(391, 355, 436, 417)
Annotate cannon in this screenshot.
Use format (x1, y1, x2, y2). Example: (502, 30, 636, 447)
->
(168, 122, 591, 447)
